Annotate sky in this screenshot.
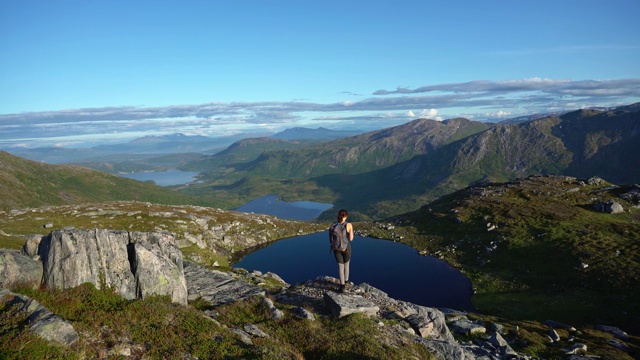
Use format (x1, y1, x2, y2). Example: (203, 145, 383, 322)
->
(1, 0, 639, 148)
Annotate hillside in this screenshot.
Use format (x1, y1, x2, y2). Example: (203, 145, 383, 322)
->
(359, 175, 640, 334)
(0, 150, 221, 212)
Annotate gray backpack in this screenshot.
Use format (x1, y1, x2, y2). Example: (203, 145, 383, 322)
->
(329, 222, 349, 252)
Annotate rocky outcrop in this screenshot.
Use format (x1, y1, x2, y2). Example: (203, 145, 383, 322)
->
(0, 249, 42, 288)
(1, 229, 189, 305)
(0, 289, 78, 347)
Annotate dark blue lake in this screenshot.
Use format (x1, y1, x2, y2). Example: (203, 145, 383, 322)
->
(234, 194, 333, 221)
(234, 232, 474, 311)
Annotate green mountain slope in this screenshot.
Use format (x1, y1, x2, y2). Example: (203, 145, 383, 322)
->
(0, 150, 220, 212)
(242, 117, 492, 178)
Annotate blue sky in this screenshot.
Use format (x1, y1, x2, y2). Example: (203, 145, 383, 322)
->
(1, 0, 639, 147)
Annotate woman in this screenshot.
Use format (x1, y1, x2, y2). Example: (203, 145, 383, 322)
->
(329, 209, 354, 293)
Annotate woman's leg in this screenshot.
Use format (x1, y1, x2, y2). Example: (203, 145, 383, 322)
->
(343, 260, 350, 283)
(337, 262, 346, 284)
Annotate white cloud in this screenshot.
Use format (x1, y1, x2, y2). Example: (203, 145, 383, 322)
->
(1, 77, 639, 148)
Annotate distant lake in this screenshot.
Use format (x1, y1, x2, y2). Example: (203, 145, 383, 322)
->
(119, 170, 200, 186)
(235, 194, 333, 221)
(234, 232, 474, 311)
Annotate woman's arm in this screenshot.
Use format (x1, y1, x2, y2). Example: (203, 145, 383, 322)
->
(347, 223, 354, 241)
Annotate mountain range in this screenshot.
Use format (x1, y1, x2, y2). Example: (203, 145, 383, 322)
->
(180, 105, 640, 220)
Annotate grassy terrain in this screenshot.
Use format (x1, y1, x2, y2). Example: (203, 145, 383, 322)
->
(0, 150, 224, 213)
(359, 175, 640, 334)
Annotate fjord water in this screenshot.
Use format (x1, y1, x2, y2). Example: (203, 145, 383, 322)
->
(234, 232, 474, 311)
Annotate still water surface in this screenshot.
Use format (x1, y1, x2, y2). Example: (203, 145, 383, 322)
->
(119, 170, 200, 186)
(234, 232, 474, 311)
(234, 194, 333, 221)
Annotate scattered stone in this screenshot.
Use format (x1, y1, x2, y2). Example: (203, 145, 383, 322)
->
(564, 342, 588, 355)
(593, 200, 624, 214)
(243, 324, 269, 338)
(405, 306, 456, 342)
(594, 324, 629, 340)
(587, 177, 605, 185)
(487, 333, 518, 357)
(292, 306, 315, 321)
(230, 328, 253, 345)
(544, 320, 576, 332)
(21, 234, 43, 258)
(264, 272, 286, 284)
(43, 223, 54, 229)
(262, 296, 284, 320)
(323, 292, 379, 318)
(549, 329, 561, 342)
(607, 338, 630, 351)
(449, 319, 486, 336)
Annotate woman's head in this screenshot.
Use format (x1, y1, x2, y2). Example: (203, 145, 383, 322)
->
(337, 209, 348, 221)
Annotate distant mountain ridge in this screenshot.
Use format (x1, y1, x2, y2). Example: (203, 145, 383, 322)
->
(271, 127, 364, 140)
(180, 105, 640, 219)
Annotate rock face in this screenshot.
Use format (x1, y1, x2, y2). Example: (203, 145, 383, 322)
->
(0, 249, 43, 288)
(38, 228, 187, 305)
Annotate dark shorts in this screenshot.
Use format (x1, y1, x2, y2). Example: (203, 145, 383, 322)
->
(334, 243, 351, 263)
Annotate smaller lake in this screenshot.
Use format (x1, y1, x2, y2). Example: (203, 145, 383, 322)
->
(234, 232, 474, 311)
(119, 170, 200, 186)
(234, 194, 333, 221)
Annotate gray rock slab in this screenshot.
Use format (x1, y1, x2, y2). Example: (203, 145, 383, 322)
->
(0, 289, 78, 346)
(415, 338, 476, 360)
(183, 261, 264, 307)
(323, 292, 379, 318)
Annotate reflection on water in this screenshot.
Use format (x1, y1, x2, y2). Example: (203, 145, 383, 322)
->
(234, 194, 333, 221)
(234, 232, 474, 311)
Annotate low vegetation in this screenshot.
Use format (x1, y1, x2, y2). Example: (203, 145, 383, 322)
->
(361, 175, 640, 335)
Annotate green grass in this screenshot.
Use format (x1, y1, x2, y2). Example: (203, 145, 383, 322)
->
(362, 176, 640, 335)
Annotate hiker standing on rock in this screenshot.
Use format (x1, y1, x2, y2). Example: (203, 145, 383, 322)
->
(329, 209, 354, 293)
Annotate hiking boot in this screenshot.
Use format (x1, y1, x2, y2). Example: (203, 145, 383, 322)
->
(339, 284, 346, 293)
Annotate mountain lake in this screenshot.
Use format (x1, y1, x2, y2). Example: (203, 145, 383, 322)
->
(234, 194, 333, 221)
(119, 170, 200, 186)
(233, 195, 474, 311)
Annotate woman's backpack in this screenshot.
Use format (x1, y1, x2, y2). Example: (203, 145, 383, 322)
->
(329, 222, 349, 252)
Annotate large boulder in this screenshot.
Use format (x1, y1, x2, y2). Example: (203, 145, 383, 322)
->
(0, 249, 43, 288)
(129, 232, 188, 305)
(39, 228, 137, 299)
(38, 228, 187, 304)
